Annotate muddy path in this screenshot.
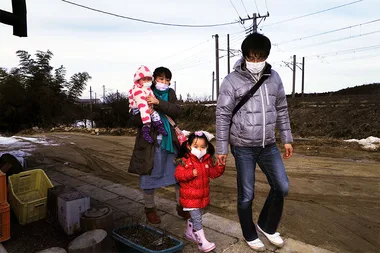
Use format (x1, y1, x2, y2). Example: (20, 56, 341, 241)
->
(11, 132, 380, 253)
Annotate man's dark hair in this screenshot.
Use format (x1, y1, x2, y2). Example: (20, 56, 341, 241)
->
(241, 33, 271, 60)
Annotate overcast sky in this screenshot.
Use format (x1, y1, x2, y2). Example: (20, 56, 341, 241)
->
(1, 0, 379, 100)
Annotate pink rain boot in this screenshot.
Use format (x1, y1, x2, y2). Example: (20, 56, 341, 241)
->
(185, 220, 197, 243)
(193, 228, 216, 252)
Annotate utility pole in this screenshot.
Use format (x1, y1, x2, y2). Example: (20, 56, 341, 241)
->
(95, 92, 97, 104)
(89, 86, 93, 128)
(240, 12, 270, 34)
(252, 13, 257, 33)
(116, 90, 119, 124)
(102, 85, 105, 103)
(227, 34, 230, 74)
(0, 0, 28, 37)
(282, 55, 305, 98)
(212, 71, 215, 101)
(301, 57, 305, 97)
(174, 81, 177, 92)
(213, 34, 220, 99)
(292, 55, 296, 98)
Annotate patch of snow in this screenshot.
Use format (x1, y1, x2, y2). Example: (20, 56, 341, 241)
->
(344, 136, 380, 151)
(74, 119, 96, 128)
(0, 136, 59, 160)
(0, 136, 19, 145)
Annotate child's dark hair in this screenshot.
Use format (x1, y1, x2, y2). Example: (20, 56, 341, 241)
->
(153, 67, 172, 83)
(241, 33, 271, 61)
(177, 132, 215, 158)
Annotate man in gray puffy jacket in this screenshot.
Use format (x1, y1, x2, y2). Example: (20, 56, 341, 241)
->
(216, 33, 293, 251)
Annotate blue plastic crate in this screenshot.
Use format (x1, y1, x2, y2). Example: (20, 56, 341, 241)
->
(112, 224, 183, 253)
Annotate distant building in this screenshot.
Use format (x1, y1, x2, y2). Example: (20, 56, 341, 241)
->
(78, 98, 101, 106)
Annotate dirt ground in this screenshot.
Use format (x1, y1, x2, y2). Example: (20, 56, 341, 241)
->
(3, 132, 380, 253)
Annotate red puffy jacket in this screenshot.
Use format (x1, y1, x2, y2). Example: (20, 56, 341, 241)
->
(175, 153, 225, 209)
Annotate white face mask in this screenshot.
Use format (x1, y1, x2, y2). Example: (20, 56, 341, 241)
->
(155, 82, 169, 91)
(191, 147, 207, 159)
(246, 61, 266, 74)
(143, 82, 151, 88)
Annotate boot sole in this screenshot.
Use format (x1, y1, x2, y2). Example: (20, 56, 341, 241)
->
(201, 245, 216, 252)
(256, 226, 284, 248)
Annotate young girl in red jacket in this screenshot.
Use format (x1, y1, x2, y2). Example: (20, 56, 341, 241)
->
(175, 131, 225, 252)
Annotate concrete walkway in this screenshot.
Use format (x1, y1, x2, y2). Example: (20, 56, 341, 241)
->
(3, 166, 337, 253)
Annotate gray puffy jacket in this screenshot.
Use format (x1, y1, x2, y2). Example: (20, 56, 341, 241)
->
(216, 58, 293, 154)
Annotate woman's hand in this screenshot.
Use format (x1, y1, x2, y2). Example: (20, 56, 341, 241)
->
(147, 95, 159, 105)
(193, 169, 198, 176)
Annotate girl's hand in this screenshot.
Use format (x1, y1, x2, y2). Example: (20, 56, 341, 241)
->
(193, 169, 198, 176)
(147, 95, 159, 105)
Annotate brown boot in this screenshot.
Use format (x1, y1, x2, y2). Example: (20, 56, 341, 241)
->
(145, 207, 161, 224)
(176, 204, 191, 220)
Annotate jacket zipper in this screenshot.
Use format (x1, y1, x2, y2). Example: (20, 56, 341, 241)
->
(265, 84, 269, 106)
(247, 72, 271, 147)
(259, 87, 266, 147)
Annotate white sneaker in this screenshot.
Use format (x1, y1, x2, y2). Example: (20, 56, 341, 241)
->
(256, 225, 284, 247)
(246, 238, 265, 251)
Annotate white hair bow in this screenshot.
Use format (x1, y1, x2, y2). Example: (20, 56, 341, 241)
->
(194, 130, 215, 141)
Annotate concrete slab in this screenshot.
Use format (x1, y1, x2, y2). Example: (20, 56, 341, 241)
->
(202, 212, 242, 238)
(105, 196, 145, 219)
(54, 167, 90, 178)
(155, 196, 178, 216)
(277, 238, 336, 253)
(159, 214, 238, 253)
(33, 168, 339, 253)
(103, 184, 144, 202)
(44, 169, 64, 179)
(157, 213, 187, 240)
(76, 184, 118, 202)
(50, 180, 61, 186)
(45, 170, 85, 188)
(221, 240, 255, 253)
(202, 213, 335, 253)
(77, 174, 115, 188)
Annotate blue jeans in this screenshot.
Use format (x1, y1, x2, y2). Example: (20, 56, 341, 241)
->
(231, 143, 289, 241)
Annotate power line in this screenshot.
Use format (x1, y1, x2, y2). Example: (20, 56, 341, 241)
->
(61, 0, 240, 28)
(297, 30, 380, 50)
(254, 0, 260, 14)
(263, 0, 363, 27)
(275, 18, 380, 45)
(308, 44, 380, 58)
(328, 53, 380, 63)
(240, 0, 249, 16)
(265, 0, 269, 13)
(229, 0, 242, 18)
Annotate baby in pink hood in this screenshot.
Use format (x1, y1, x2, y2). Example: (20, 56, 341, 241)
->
(128, 65, 167, 143)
